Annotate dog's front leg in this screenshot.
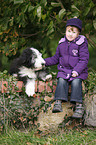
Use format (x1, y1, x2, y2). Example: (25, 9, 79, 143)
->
(25, 79, 35, 96)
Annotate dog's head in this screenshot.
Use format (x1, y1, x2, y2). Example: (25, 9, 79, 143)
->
(20, 47, 45, 70)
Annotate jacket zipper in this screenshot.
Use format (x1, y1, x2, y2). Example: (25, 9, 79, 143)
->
(68, 41, 70, 66)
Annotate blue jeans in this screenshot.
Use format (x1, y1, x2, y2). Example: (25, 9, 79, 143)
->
(54, 78, 82, 103)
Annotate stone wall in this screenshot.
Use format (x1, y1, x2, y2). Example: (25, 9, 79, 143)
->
(84, 93, 96, 127)
(0, 80, 96, 128)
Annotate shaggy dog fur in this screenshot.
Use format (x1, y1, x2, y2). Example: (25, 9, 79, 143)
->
(9, 47, 52, 96)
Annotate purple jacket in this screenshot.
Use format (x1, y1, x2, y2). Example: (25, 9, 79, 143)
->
(45, 35, 89, 81)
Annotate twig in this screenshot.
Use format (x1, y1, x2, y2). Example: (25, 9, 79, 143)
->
(0, 104, 16, 116)
(19, 31, 40, 38)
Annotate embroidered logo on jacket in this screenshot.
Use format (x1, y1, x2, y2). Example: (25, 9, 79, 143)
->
(72, 49, 78, 56)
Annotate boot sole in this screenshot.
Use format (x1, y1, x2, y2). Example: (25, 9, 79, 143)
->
(52, 109, 63, 113)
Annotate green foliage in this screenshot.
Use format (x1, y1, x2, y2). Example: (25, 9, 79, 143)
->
(84, 68, 96, 95)
(0, 0, 96, 71)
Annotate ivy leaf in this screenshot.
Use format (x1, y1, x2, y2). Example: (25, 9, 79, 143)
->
(9, 17, 14, 26)
(22, 4, 29, 13)
(47, 21, 54, 36)
(93, 9, 96, 16)
(37, 6, 41, 21)
(71, 5, 80, 12)
(14, 0, 24, 4)
(59, 9, 66, 19)
(51, 2, 61, 7)
(42, 14, 46, 21)
(83, 7, 91, 16)
(41, 0, 47, 7)
(93, 19, 96, 30)
(28, 6, 34, 12)
(85, 23, 92, 32)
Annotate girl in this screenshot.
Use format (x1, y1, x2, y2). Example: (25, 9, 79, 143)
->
(45, 18, 89, 118)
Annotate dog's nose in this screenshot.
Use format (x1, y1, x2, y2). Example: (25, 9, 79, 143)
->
(41, 62, 45, 67)
(42, 62, 45, 65)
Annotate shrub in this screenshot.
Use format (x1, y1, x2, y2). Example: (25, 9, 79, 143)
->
(0, 70, 54, 133)
(0, 69, 96, 133)
(84, 68, 96, 95)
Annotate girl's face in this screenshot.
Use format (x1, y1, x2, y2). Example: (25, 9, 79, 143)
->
(66, 26, 80, 41)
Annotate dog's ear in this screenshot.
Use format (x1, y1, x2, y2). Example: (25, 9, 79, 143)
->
(19, 48, 32, 63)
(20, 52, 27, 63)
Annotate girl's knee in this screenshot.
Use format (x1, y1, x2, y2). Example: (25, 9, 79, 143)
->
(58, 78, 67, 84)
(72, 79, 82, 87)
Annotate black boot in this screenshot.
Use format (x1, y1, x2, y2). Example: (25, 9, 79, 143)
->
(52, 100, 63, 113)
(72, 103, 84, 118)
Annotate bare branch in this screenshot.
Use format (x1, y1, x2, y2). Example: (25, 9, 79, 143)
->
(19, 32, 40, 38)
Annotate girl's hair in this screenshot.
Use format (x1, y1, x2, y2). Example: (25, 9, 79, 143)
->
(66, 26, 80, 32)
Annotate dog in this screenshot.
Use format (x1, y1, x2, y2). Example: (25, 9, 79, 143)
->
(9, 47, 52, 96)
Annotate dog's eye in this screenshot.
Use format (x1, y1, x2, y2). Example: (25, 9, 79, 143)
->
(32, 53, 37, 59)
(34, 55, 37, 59)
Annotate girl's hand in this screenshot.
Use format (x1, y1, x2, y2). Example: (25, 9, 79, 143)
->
(72, 71, 78, 77)
(72, 73, 77, 77)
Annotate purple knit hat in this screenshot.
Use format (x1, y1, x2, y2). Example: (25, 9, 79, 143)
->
(66, 18, 82, 32)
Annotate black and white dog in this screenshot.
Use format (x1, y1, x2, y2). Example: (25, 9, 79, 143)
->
(9, 47, 52, 96)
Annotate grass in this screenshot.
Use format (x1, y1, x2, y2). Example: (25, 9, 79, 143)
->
(0, 128, 96, 145)
(0, 129, 47, 145)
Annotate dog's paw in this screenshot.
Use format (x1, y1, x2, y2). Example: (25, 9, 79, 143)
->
(26, 89, 35, 97)
(45, 74, 52, 81)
